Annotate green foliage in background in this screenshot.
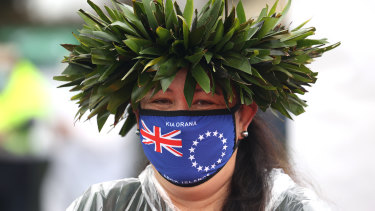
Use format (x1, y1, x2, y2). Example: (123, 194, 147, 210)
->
(54, 0, 340, 136)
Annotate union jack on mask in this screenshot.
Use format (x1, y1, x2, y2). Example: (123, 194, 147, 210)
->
(138, 105, 239, 187)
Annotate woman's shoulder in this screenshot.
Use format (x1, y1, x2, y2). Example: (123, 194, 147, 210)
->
(66, 177, 150, 211)
(267, 169, 331, 211)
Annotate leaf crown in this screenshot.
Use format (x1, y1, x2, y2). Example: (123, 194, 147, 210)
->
(54, 0, 340, 136)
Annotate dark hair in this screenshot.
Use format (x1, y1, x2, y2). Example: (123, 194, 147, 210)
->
(222, 116, 292, 211)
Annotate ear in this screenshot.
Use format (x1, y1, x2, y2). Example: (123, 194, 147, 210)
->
(235, 102, 258, 140)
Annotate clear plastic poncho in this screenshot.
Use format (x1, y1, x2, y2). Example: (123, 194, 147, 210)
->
(67, 165, 330, 211)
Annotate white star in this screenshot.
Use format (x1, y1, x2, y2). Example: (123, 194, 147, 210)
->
(205, 131, 211, 137)
(221, 152, 226, 157)
(211, 164, 216, 169)
(189, 147, 195, 153)
(213, 130, 218, 136)
(192, 161, 197, 167)
(193, 140, 199, 146)
(198, 135, 204, 141)
(219, 133, 223, 139)
(221, 138, 227, 144)
(217, 158, 222, 164)
(204, 166, 210, 172)
(197, 166, 203, 171)
(207, 173, 210, 176)
(189, 155, 195, 161)
(223, 145, 228, 150)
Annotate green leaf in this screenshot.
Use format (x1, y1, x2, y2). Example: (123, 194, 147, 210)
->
(91, 48, 116, 65)
(256, 6, 268, 23)
(236, 0, 246, 24)
(211, 20, 224, 46)
(97, 110, 110, 132)
(98, 63, 118, 82)
(77, 10, 104, 28)
(272, 66, 293, 78)
(204, 51, 213, 63)
(131, 79, 154, 103)
(116, 3, 150, 39)
(268, 0, 279, 16)
(183, 0, 194, 29)
(184, 71, 196, 107)
(281, 27, 315, 42)
(139, 47, 164, 56)
(222, 53, 252, 74)
(185, 50, 205, 66)
(122, 60, 142, 81)
(177, 15, 189, 49)
(119, 108, 136, 136)
(87, 0, 111, 23)
(138, 71, 152, 87)
(189, 25, 205, 46)
(117, 2, 138, 20)
(165, 0, 178, 30)
(214, 19, 239, 52)
(313, 42, 341, 54)
(78, 34, 107, 48)
(92, 31, 120, 43)
(142, 0, 158, 31)
(191, 63, 210, 93)
(156, 26, 172, 46)
(154, 57, 178, 80)
(53, 75, 80, 82)
(87, 97, 109, 119)
(292, 19, 311, 32)
(62, 64, 91, 75)
(256, 17, 279, 39)
(107, 86, 132, 114)
(197, 0, 223, 29)
(297, 38, 328, 48)
(143, 56, 166, 72)
(106, 4, 124, 21)
(111, 21, 140, 37)
(272, 100, 292, 119)
(57, 78, 84, 88)
(123, 37, 153, 54)
(160, 74, 177, 92)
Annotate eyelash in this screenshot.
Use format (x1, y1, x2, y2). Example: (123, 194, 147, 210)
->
(151, 98, 172, 104)
(194, 100, 214, 105)
(151, 99, 214, 106)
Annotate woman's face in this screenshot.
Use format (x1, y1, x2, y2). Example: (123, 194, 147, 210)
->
(136, 69, 257, 197)
(138, 68, 257, 141)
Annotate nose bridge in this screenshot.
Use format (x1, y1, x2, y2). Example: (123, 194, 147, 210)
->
(175, 94, 189, 110)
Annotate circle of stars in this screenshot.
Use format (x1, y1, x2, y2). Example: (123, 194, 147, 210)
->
(189, 130, 229, 175)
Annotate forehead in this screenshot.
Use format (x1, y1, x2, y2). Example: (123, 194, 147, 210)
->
(150, 69, 223, 96)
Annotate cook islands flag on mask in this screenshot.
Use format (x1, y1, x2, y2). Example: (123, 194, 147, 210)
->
(139, 106, 239, 187)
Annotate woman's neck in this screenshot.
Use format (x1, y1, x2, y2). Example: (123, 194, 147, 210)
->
(152, 150, 237, 211)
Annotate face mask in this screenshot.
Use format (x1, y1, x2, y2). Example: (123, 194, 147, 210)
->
(139, 105, 239, 187)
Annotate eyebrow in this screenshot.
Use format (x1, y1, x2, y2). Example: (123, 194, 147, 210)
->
(194, 87, 204, 93)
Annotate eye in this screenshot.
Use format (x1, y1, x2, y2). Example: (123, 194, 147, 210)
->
(194, 100, 214, 106)
(151, 98, 172, 105)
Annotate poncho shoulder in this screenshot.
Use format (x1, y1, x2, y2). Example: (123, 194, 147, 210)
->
(67, 166, 330, 211)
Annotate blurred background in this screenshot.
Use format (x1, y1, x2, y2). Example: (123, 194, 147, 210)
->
(0, 0, 373, 210)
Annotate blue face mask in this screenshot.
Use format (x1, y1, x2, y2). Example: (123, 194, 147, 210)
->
(139, 105, 240, 187)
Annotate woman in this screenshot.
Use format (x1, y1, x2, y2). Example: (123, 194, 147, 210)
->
(58, 0, 339, 210)
(67, 69, 326, 210)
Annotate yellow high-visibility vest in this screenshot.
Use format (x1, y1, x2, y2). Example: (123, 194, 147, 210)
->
(0, 60, 49, 133)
